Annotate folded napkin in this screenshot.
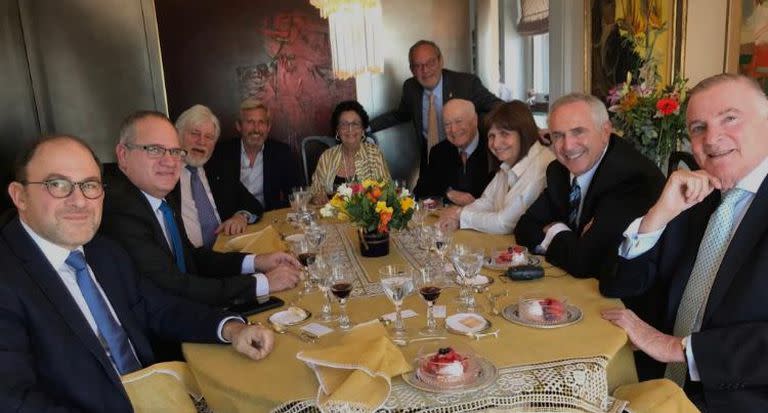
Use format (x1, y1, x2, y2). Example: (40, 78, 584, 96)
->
(296, 321, 411, 413)
(121, 361, 200, 413)
(223, 225, 286, 254)
(613, 379, 699, 413)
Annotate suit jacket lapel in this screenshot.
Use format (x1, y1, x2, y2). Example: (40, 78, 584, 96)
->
(2, 219, 123, 386)
(580, 138, 619, 230)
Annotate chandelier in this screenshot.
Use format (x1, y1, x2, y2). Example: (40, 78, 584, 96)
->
(310, 0, 384, 80)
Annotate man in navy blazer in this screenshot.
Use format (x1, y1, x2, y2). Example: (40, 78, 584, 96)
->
(175, 104, 263, 248)
(0, 135, 274, 412)
(601, 74, 768, 411)
(207, 99, 301, 211)
(370, 40, 502, 168)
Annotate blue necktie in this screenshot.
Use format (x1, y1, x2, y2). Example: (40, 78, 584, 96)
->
(568, 177, 581, 230)
(66, 251, 142, 375)
(186, 165, 219, 248)
(159, 200, 187, 273)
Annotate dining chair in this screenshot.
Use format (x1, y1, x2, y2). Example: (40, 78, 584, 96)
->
(301, 135, 337, 184)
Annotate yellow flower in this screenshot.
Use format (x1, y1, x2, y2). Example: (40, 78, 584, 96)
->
(362, 179, 379, 189)
(400, 197, 414, 212)
(329, 194, 346, 209)
(375, 201, 393, 214)
(337, 211, 348, 221)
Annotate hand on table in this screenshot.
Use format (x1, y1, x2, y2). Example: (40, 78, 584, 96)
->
(445, 190, 475, 206)
(254, 251, 301, 272)
(601, 308, 685, 363)
(223, 321, 274, 360)
(640, 169, 721, 233)
(438, 206, 461, 229)
(266, 265, 301, 292)
(216, 214, 248, 236)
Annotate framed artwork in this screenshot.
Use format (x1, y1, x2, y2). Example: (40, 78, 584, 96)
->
(584, 0, 687, 100)
(725, 0, 768, 92)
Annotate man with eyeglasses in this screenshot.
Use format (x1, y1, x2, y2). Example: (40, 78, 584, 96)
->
(100, 111, 300, 353)
(176, 104, 263, 248)
(207, 99, 301, 211)
(0, 135, 275, 412)
(370, 40, 502, 170)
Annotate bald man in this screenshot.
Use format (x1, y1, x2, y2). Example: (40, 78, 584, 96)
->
(413, 99, 492, 204)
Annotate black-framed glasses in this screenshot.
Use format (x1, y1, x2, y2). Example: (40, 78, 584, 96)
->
(22, 178, 105, 199)
(123, 143, 187, 159)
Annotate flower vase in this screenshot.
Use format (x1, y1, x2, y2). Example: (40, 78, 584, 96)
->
(358, 229, 390, 257)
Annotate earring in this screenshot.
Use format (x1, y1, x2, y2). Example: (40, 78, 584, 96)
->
(335, 133, 341, 142)
(361, 132, 366, 142)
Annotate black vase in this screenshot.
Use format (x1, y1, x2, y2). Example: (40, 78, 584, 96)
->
(359, 230, 390, 257)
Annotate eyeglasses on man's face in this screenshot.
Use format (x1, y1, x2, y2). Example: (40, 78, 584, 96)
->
(123, 143, 188, 159)
(22, 178, 105, 199)
(410, 56, 440, 72)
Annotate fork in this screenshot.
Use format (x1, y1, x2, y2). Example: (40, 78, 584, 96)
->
(269, 322, 317, 343)
(466, 329, 500, 340)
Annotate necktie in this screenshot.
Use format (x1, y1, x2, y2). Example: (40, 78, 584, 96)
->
(159, 200, 187, 273)
(66, 251, 142, 375)
(665, 188, 750, 386)
(186, 165, 219, 248)
(568, 177, 581, 229)
(426, 92, 439, 159)
(460, 151, 468, 173)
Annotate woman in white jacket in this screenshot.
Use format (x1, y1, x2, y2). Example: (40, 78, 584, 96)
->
(439, 101, 555, 234)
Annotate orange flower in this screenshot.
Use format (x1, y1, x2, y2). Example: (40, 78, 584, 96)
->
(620, 91, 639, 112)
(377, 211, 392, 233)
(656, 98, 679, 116)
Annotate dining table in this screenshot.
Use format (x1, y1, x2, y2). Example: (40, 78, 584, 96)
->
(182, 208, 639, 413)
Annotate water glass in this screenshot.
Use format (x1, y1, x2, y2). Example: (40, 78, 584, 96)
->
(451, 246, 484, 312)
(379, 265, 415, 340)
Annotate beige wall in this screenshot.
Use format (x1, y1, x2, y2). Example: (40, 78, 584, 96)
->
(684, 0, 731, 85)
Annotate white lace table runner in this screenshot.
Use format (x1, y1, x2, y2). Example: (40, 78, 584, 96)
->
(271, 356, 628, 413)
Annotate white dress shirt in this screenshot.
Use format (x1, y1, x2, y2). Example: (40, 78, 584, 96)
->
(240, 141, 265, 206)
(461, 142, 555, 234)
(537, 143, 609, 253)
(618, 156, 768, 381)
(181, 165, 223, 248)
(140, 192, 269, 297)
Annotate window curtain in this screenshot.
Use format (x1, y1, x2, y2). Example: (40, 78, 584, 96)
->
(517, 0, 548, 35)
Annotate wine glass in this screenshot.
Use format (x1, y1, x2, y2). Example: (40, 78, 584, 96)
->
(432, 224, 454, 274)
(305, 223, 327, 254)
(311, 254, 338, 322)
(330, 270, 354, 330)
(451, 246, 484, 312)
(290, 237, 317, 294)
(379, 265, 415, 340)
(413, 265, 444, 336)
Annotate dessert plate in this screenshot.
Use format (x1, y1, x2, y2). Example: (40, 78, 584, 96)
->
(402, 357, 497, 393)
(445, 313, 492, 335)
(484, 254, 541, 271)
(501, 303, 582, 329)
(454, 274, 495, 288)
(268, 307, 312, 326)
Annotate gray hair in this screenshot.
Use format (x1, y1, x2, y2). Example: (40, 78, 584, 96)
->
(549, 93, 610, 129)
(688, 73, 766, 104)
(175, 104, 221, 140)
(118, 110, 171, 144)
(239, 98, 270, 121)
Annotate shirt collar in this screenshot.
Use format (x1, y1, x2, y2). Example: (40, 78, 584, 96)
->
(735, 156, 768, 194)
(427, 75, 444, 97)
(19, 219, 83, 271)
(509, 141, 544, 178)
(141, 191, 165, 211)
(570, 142, 609, 188)
(460, 133, 480, 156)
(240, 140, 264, 165)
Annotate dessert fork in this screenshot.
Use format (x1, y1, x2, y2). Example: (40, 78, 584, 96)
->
(466, 329, 500, 340)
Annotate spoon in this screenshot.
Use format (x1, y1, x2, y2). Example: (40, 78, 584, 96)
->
(466, 329, 500, 340)
(269, 322, 317, 343)
(391, 336, 446, 347)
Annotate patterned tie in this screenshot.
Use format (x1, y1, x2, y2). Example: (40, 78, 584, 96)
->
(426, 92, 439, 159)
(460, 150, 468, 173)
(665, 188, 750, 386)
(568, 177, 581, 230)
(159, 200, 187, 273)
(186, 165, 219, 248)
(66, 251, 142, 375)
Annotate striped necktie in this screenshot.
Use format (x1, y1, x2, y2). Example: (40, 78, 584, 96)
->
(568, 177, 581, 230)
(186, 165, 219, 248)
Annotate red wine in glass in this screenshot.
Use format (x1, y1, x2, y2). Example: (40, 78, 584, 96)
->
(419, 286, 441, 302)
(298, 252, 316, 267)
(331, 282, 353, 299)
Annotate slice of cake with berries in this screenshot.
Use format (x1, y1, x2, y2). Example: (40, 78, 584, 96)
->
(416, 347, 470, 385)
(519, 296, 567, 323)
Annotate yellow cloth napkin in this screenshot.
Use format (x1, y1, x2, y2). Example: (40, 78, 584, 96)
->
(613, 379, 700, 413)
(223, 225, 286, 254)
(121, 361, 200, 413)
(296, 321, 411, 412)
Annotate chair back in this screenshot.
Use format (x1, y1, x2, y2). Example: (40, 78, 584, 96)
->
(301, 136, 337, 184)
(667, 151, 698, 176)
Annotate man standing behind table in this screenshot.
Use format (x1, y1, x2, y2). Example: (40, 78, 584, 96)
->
(176, 104, 263, 248)
(514, 93, 664, 278)
(369, 40, 502, 169)
(414, 98, 492, 205)
(206, 99, 301, 211)
(601, 74, 768, 411)
(0, 135, 274, 412)
(100, 110, 300, 310)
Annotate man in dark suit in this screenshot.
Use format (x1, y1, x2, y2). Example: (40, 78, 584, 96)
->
(0, 135, 274, 412)
(514, 93, 664, 278)
(175, 104, 262, 248)
(100, 111, 300, 309)
(369, 40, 502, 168)
(413, 98, 491, 203)
(207, 99, 301, 211)
(602, 74, 768, 411)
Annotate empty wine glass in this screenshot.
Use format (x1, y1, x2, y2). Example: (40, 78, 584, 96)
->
(414, 265, 444, 336)
(305, 223, 327, 254)
(432, 224, 454, 274)
(379, 265, 415, 340)
(451, 246, 484, 312)
(314, 256, 338, 322)
(329, 270, 354, 330)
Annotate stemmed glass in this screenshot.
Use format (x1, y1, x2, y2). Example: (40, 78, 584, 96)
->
(451, 246, 484, 312)
(312, 254, 338, 322)
(379, 265, 415, 340)
(330, 270, 354, 330)
(414, 265, 444, 336)
(432, 224, 454, 275)
(305, 223, 327, 254)
(291, 237, 317, 295)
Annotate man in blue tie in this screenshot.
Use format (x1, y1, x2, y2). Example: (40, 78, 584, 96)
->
(175, 104, 263, 248)
(602, 74, 768, 411)
(0, 135, 274, 412)
(100, 111, 301, 310)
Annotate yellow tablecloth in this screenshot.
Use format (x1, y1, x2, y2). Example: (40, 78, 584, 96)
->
(184, 209, 639, 412)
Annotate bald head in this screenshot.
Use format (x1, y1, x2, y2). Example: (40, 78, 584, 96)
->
(443, 99, 478, 150)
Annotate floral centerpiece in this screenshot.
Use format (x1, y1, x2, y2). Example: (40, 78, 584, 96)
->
(320, 179, 415, 257)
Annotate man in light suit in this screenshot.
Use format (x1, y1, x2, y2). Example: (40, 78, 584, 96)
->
(370, 40, 502, 168)
(207, 99, 301, 211)
(602, 74, 768, 411)
(514, 93, 664, 278)
(0, 135, 274, 412)
(176, 104, 262, 248)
